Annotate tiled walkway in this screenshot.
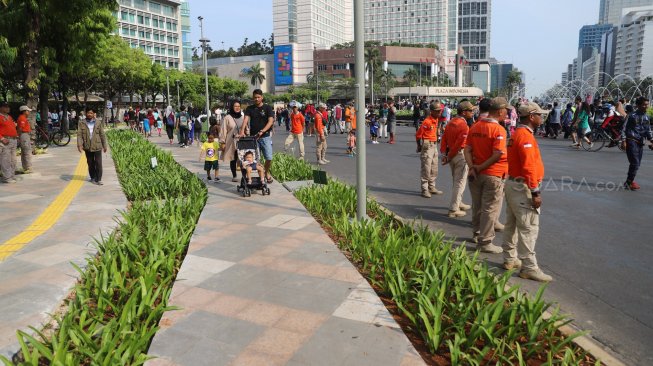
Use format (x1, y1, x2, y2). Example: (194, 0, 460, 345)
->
(0, 145, 126, 358)
(146, 139, 425, 366)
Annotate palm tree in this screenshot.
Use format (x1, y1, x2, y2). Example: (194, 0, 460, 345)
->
(379, 69, 396, 101)
(506, 69, 522, 100)
(246, 64, 265, 88)
(404, 68, 418, 100)
(365, 48, 381, 104)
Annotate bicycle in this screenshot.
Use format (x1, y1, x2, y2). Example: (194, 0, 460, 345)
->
(581, 123, 625, 152)
(33, 124, 71, 148)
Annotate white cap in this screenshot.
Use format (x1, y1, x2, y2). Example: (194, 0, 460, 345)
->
(19, 105, 32, 112)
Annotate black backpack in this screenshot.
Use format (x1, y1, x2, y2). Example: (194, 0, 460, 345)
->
(194, 118, 202, 131)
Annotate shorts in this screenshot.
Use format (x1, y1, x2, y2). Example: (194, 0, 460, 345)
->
(204, 160, 219, 170)
(257, 136, 273, 160)
(370, 132, 377, 138)
(577, 127, 589, 136)
(388, 120, 397, 134)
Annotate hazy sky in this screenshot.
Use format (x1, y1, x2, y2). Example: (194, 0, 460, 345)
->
(189, 0, 600, 97)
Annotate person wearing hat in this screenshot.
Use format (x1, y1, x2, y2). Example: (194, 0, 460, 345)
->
(315, 103, 329, 165)
(503, 101, 552, 282)
(17, 105, 33, 173)
(284, 102, 306, 160)
(464, 97, 509, 253)
(0, 101, 19, 183)
(440, 101, 473, 217)
(416, 101, 444, 198)
(77, 108, 108, 185)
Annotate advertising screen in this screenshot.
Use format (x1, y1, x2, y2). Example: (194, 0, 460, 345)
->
(274, 45, 293, 86)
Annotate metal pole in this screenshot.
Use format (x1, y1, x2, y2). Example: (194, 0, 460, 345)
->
(199, 16, 211, 118)
(166, 73, 170, 106)
(354, 0, 366, 220)
(176, 81, 180, 107)
(371, 62, 374, 107)
(314, 45, 319, 104)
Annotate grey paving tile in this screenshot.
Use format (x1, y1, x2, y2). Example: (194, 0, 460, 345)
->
(0, 283, 63, 323)
(262, 287, 351, 314)
(0, 258, 45, 281)
(197, 266, 291, 301)
(288, 317, 408, 366)
(148, 328, 201, 361)
(174, 337, 240, 366)
(285, 242, 349, 266)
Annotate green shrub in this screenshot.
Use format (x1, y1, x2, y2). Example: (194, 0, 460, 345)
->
(270, 152, 315, 183)
(295, 180, 595, 365)
(3, 130, 207, 365)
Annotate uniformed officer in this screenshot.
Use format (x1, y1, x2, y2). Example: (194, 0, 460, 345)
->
(620, 96, 652, 190)
(503, 101, 552, 282)
(0, 101, 18, 184)
(464, 97, 509, 253)
(440, 101, 473, 217)
(416, 101, 444, 198)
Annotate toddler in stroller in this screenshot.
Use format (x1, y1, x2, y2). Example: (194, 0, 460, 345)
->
(236, 137, 270, 196)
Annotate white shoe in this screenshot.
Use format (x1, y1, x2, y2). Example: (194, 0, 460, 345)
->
(322, 159, 330, 163)
(318, 160, 327, 165)
(447, 210, 466, 218)
(458, 203, 471, 210)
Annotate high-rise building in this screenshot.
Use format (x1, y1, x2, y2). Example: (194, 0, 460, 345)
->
(578, 24, 614, 49)
(457, 0, 491, 63)
(180, 0, 192, 70)
(272, 0, 353, 90)
(113, 0, 184, 70)
(599, 0, 652, 25)
(613, 6, 653, 82)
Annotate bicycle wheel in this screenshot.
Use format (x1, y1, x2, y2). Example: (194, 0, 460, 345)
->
(52, 130, 71, 146)
(35, 134, 50, 149)
(581, 130, 604, 152)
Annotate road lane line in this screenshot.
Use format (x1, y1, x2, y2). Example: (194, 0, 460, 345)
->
(0, 155, 87, 261)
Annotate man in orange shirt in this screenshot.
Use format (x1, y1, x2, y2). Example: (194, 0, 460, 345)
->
(503, 102, 552, 282)
(416, 102, 444, 198)
(283, 103, 305, 160)
(464, 97, 509, 253)
(0, 101, 18, 183)
(441, 101, 473, 217)
(345, 102, 357, 132)
(315, 103, 329, 165)
(16, 105, 33, 173)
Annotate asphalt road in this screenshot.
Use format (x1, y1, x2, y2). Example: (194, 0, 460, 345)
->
(271, 123, 653, 365)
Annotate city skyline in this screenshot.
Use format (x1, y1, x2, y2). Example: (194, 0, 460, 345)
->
(189, 0, 599, 97)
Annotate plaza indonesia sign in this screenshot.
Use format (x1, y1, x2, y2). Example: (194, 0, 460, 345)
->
(390, 86, 484, 97)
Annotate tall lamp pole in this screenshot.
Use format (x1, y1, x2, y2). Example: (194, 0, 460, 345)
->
(314, 44, 319, 104)
(166, 68, 171, 106)
(354, 0, 366, 220)
(198, 16, 211, 119)
(175, 80, 181, 107)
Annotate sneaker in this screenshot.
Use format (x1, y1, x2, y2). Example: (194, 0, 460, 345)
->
(322, 159, 330, 163)
(472, 232, 480, 243)
(494, 222, 505, 232)
(458, 203, 471, 210)
(477, 243, 503, 253)
(421, 190, 431, 198)
(93, 181, 104, 186)
(22, 169, 32, 174)
(318, 160, 327, 165)
(503, 259, 522, 270)
(232, 177, 239, 182)
(519, 269, 553, 282)
(207, 176, 212, 181)
(447, 210, 466, 218)
(624, 181, 640, 190)
(214, 177, 221, 182)
(2, 178, 17, 184)
(429, 187, 443, 195)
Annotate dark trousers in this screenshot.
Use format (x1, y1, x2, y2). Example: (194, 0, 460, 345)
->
(180, 127, 188, 145)
(84, 150, 103, 182)
(548, 123, 560, 137)
(166, 125, 174, 140)
(230, 159, 237, 178)
(626, 140, 643, 183)
(563, 124, 572, 139)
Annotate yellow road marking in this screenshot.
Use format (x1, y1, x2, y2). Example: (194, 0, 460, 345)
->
(0, 156, 87, 261)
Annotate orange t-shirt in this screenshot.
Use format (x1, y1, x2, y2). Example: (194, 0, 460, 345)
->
(0, 114, 18, 139)
(440, 116, 468, 158)
(508, 125, 544, 190)
(415, 115, 438, 142)
(290, 112, 305, 134)
(17, 114, 31, 133)
(465, 118, 508, 178)
(345, 107, 357, 129)
(314, 112, 325, 137)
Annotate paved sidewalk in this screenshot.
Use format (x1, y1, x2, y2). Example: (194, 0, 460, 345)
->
(146, 138, 425, 366)
(0, 145, 126, 358)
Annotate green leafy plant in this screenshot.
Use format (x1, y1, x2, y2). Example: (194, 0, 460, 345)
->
(2, 130, 207, 365)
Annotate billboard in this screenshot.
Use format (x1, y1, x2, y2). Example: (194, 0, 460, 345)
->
(274, 45, 293, 86)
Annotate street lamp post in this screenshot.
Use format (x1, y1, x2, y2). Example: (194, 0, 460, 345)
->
(198, 16, 211, 119)
(314, 44, 319, 104)
(354, 0, 366, 220)
(175, 80, 181, 107)
(166, 71, 171, 106)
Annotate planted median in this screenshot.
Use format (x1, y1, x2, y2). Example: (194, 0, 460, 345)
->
(3, 130, 206, 365)
(274, 153, 597, 365)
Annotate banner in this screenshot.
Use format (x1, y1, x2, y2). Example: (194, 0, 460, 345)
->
(274, 45, 293, 86)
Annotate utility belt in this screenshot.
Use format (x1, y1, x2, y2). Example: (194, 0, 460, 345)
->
(2, 136, 17, 140)
(422, 140, 437, 145)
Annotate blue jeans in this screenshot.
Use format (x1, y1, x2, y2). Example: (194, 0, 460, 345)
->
(257, 136, 273, 161)
(626, 140, 643, 183)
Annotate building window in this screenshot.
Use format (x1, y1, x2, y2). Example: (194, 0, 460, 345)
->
(121, 11, 129, 21)
(133, 0, 146, 10)
(137, 15, 144, 24)
(333, 63, 348, 70)
(149, 1, 161, 14)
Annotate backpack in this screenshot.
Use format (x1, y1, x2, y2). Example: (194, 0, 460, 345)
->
(194, 118, 202, 131)
(179, 112, 188, 127)
(166, 113, 175, 126)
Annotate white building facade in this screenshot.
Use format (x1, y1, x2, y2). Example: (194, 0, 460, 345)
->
(272, 0, 353, 90)
(613, 6, 653, 83)
(599, 0, 653, 26)
(113, 0, 184, 70)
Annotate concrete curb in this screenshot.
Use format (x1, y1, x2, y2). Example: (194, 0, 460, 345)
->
(281, 178, 625, 366)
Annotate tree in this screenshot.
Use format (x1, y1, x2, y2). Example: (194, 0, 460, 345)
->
(404, 68, 418, 100)
(365, 47, 381, 103)
(506, 69, 522, 101)
(379, 69, 396, 101)
(245, 64, 265, 88)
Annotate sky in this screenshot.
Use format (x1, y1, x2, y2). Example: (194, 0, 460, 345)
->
(189, 0, 600, 97)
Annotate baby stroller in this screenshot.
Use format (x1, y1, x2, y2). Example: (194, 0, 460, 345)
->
(236, 137, 270, 197)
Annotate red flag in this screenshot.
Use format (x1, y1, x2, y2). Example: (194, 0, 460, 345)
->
(449, 58, 452, 64)
(419, 58, 423, 63)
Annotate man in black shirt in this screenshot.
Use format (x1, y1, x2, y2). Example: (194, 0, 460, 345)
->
(239, 89, 275, 183)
